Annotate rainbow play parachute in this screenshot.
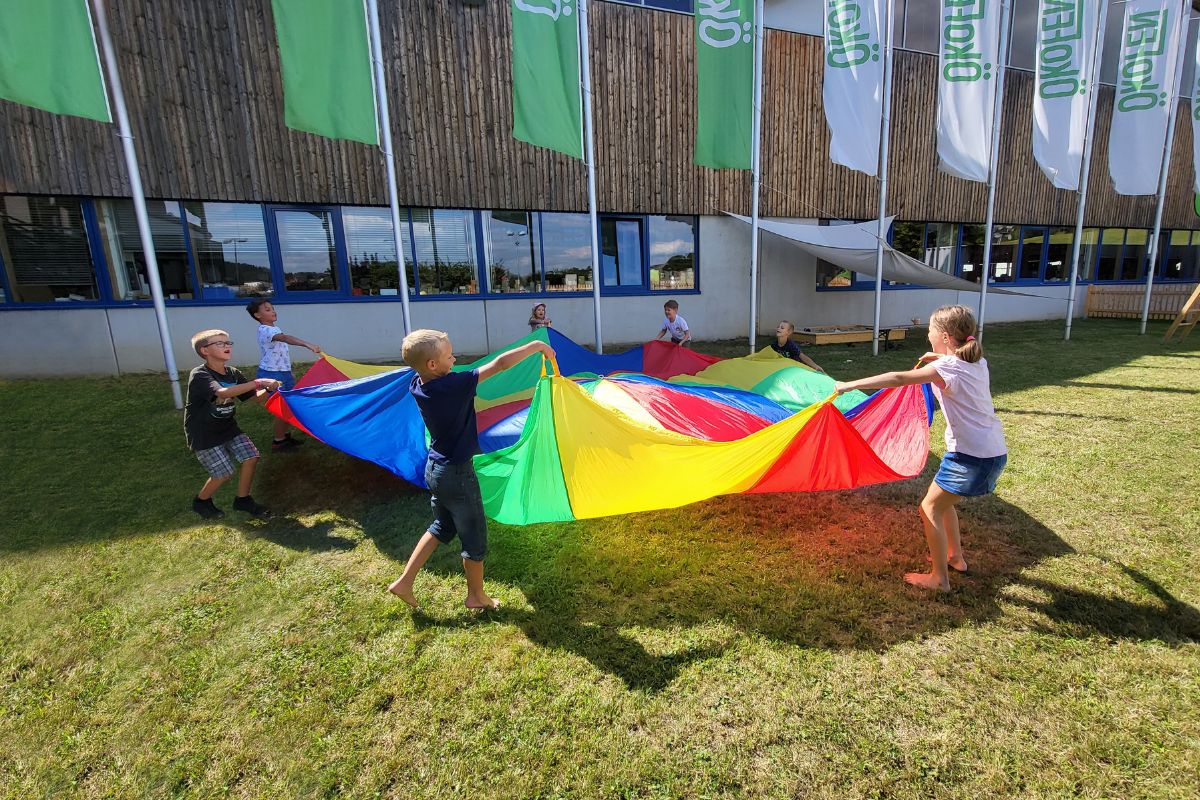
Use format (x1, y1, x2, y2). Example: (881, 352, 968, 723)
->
(266, 329, 934, 524)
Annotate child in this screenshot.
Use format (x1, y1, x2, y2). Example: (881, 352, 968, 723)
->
(833, 305, 1006, 592)
(529, 302, 552, 331)
(387, 330, 556, 611)
(771, 320, 825, 373)
(246, 299, 321, 451)
(184, 329, 280, 519)
(654, 299, 691, 347)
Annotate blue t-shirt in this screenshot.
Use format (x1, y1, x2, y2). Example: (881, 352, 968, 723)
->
(770, 339, 804, 362)
(410, 368, 480, 465)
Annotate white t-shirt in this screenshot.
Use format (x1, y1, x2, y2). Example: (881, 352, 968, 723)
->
(930, 355, 1006, 458)
(257, 324, 291, 371)
(661, 314, 689, 341)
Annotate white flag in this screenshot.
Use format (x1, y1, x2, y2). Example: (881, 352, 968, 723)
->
(1108, 0, 1186, 196)
(1191, 21, 1200, 194)
(1032, 1, 1104, 190)
(822, 0, 887, 176)
(936, 0, 1005, 182)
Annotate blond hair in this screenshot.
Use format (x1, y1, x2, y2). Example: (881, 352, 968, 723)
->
(779, 320, 795, 333)
(929, 305, 982, 363)
(401, 329, 449, 367)
(190, 329, 228, 356)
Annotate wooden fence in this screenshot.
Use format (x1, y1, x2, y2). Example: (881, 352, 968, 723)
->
(1084, 283, 1200, 320)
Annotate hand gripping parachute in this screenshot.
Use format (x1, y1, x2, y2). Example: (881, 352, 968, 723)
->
(266, 328, 934, 524)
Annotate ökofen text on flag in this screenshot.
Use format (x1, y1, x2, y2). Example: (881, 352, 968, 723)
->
(695, 0, 756, 170)
(936, 0, 1005, 182)
(823, 0, 887, 176)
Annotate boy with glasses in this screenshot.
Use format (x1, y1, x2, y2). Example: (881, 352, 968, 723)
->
(184, 329, 279, 519)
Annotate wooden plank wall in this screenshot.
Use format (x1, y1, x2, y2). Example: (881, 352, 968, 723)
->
(0, 0, 1197, 229)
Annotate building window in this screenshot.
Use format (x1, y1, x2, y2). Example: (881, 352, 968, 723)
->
(1041, 227, 1073, 282)
(185, 202, 272, 298)
(1018, 227, 1046, 281)
(96, 199, 193, 300)
(959, 224, 986, 282)
(342, 207, 414, 297)
(0, 195, 100, 303)
(540, 212, 594, 292)
(601, 218, 644, 288)
(1120, 228, 1149, 281)
(924, 223, 959, 274)
(648, 215, 695, 290)
(891, 221, 925, 261)
(273, 208, 339, 293)
(1076, 228, 1100, 282)
(485, 211, 539, 293)
(1095, 228, 1125, 281)
(1163, 230, 1200, 281)
(411, 208, 480, 295)
(990, 225, 1019, 282)
(901, 0, 940, 53)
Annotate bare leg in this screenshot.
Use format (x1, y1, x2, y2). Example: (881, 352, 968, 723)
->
(906, 482, 961, 592)
(273, 418, 289, 441)
(463, 559, 499, 610)
(236, 456, 258, 497)
(388, 532, 440, 609)
(942, 505, 967, 572)
(198, 475, 229, 501)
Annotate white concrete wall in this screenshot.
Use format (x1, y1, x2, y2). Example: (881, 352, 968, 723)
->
(0, 213, 1084, 377)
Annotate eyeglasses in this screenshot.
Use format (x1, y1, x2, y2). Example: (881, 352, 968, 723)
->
(204, 340, 234, 348)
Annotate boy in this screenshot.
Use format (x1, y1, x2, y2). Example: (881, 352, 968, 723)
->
(246, 299, 322, 451)
(771, 321, 825, 373)
(654, 299, 691, 347)
(184, 329, 279, 519)
(387, 330, 555, 611)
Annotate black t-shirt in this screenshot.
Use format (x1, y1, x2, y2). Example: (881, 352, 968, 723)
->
(410, 369, 480, 465)
(770, 339, 804, 362)
(184, 364, 254, 451)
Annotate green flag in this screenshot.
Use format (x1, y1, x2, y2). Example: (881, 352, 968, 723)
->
(0, 1, 110, 122)
(511, 0, 583, 159)
(695, 0, 755, 170)
(270, 0, 377, 144)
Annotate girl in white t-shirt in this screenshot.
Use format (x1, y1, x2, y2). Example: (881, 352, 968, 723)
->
(834, 305, 1006, 592)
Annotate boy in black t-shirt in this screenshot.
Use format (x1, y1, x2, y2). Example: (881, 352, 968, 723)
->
(771, 321, 825, 373)
(387, 329, 555, 612)
(184, 329, 280, 519)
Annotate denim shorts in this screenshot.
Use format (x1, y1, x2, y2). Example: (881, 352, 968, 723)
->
(934, 451, 1007, 497)
(256, 368, 295, 392)
(425, 459, 488, 561)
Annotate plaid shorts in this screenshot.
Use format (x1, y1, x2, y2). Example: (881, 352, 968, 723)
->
(195, 433, 259, 479)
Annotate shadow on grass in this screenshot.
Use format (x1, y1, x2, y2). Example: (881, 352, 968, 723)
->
(363, 463, 1200, 691)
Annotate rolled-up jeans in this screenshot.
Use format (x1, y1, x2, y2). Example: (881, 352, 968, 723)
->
(425, 459, 487, 561)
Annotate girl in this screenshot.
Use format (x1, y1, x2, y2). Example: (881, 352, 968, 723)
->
(529, 302, 552, 331)
(834, 305, 1006, 592)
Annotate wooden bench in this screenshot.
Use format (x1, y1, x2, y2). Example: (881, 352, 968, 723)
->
(1084, 283, 1199, 320)
(792, 325, 908, 347)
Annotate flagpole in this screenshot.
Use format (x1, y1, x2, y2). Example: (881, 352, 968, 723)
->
(977, 0, 1012, 343)
(871, 0, 895, 358)
(90, 0, 182, 409)
(747, 0, 764, 354)
(365, 0, 412, 334)
(1139, 7, 1189, 335)
(578, 0, 603, 354)
(1064, 0, 1109, 342)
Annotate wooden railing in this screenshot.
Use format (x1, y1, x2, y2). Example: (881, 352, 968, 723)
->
(1085, 283, 1199, 320)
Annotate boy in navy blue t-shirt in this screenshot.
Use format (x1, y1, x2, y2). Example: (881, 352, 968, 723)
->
(388, 329, 555, 611)
(771, 321, 825, 373)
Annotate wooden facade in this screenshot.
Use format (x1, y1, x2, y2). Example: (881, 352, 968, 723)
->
(1, 0, 1198, 229)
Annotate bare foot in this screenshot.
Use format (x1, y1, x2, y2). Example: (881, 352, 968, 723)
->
(926, 554, 970, 573)
(904, 571, 951, 592)
(465, 594, 500, 611)
(387, 578, 419, 609)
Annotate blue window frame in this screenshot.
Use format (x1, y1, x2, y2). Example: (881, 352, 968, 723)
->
(265, 205, 347, 297)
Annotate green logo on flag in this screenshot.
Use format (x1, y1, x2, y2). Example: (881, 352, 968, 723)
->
(826, 1, 880, 69)
(695, 0, 755, 169)
(941, 0, 992, 83)
(1037, 0, 1086, 99)
(511, 0, 583, 159)
(1117, 9, 1171, 112)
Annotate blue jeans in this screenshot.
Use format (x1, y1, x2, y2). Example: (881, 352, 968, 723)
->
(425, 459, 488, 561)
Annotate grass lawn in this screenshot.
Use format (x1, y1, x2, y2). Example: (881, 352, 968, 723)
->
(1, 318, 1198, 799)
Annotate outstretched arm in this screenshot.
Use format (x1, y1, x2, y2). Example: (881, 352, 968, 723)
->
(272, 332, 322, 354)
(799, 352, 824, 373)
(834, 364, 943, 395)
(477, 340, 555, 383)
